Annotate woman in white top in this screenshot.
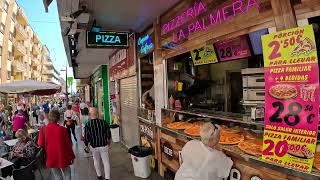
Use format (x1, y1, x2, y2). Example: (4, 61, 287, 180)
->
(175, 122, 233, 180)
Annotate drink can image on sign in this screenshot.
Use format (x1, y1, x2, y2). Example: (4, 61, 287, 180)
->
(261, 25, 319, 172)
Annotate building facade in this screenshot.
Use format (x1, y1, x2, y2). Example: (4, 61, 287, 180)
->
(0, 0, 56, 83)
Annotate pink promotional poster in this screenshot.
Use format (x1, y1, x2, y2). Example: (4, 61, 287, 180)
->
(261, 25, 319, 172)
(215, 35, 252, 61)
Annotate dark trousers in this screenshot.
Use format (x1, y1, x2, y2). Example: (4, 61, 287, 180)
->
(67, 124, 77, 142)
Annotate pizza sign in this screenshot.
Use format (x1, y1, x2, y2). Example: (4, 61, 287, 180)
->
(190, 44, 218, 65)
(261, 25, 319, 172)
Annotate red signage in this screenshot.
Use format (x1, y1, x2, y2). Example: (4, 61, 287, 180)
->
(215, 35, 252, 61)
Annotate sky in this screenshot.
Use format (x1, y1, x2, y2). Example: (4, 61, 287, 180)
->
(16, 0, 73, 81)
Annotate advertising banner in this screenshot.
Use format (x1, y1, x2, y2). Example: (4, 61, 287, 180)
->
(215, 35, 252, 61)
(262, 25, 319, 172)
(190, 44, 218, 65)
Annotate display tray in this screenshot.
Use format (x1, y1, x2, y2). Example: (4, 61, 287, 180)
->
(158, 125, 320, 179)
(162, 108, 264, 126)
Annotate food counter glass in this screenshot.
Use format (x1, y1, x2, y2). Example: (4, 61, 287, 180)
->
(158, 108, 320, 180)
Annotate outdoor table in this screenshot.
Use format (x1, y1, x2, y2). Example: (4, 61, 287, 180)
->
(0, 158, 13, 169)
(3, 139, 18, 150)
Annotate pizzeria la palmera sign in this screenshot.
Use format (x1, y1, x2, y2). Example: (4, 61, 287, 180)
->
(161, 0, 259, 42)
(86, 31, 129, 48)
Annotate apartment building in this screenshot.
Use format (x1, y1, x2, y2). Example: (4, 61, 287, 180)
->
(42, 46, 60, 85)
(0, 0, 56, 83)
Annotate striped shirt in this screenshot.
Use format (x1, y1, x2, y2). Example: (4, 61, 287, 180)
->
(84, 119, 111, 148)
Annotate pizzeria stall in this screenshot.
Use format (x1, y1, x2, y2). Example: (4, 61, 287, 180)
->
(152, 0, 320, 179)
(136, 26, 159, 172)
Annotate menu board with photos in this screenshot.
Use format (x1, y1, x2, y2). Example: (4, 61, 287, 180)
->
(215, 35, 252, 61)
(261, 25, 319, 172)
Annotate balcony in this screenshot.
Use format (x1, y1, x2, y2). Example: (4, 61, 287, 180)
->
(17, 8, 28, 25)
(0, 0, 4, 12)
(32, 57, 41, 67)
(32, 45, 41, 55)
(33, 34, 40, 44)
(13, 61, 26, 72)
(15, 22, 28, 40)
(13, 40, 27, 56)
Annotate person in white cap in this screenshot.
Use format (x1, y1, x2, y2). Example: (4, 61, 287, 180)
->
(175, 122, 233, 180)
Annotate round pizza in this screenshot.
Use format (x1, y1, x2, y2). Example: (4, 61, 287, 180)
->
(238, 139, 262, 156)
(313, 152, 320, 170)
(184, 125, 201, 137)
(269, 84, 298, 100)
(220, 127, 241, 135)
(219, 134, 244, 145)
(287, 144, 314, 159)
(167, 122, 193, 130)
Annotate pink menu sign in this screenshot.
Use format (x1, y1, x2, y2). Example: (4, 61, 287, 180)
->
(262, 25, 319, 172)
(215, 35, 252, 61)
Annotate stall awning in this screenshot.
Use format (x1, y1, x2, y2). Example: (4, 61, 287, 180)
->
(0, 80, 60, 95)
(43, 0, 53, 12)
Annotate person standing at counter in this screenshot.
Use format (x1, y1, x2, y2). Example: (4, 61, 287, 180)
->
(175, 122, 233, 180)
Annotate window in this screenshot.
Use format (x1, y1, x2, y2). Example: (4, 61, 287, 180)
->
(4, 2, 9, 12)
(0, 46, 2, 56)
(0, 23, 5, 33)
(9, 33, 13, 41)
(7, 71, 10, 80)
(12, 13, 17, 21)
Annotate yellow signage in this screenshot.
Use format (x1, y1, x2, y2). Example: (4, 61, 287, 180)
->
(191, 44, 218, 66)
(262, 25, 318, 68)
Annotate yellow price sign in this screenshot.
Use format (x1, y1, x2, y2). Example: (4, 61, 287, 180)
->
(191, 44, 218, 66)
(262, 25, 318, 68)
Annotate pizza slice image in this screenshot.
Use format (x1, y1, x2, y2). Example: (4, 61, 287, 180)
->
(291, 37, 316, 56)
(287, 144, 314, 159)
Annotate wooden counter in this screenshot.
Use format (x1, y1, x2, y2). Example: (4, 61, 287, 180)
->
(157, 125, 320, 180)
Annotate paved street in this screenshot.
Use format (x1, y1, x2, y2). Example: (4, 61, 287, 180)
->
(36, 127, 163, 180)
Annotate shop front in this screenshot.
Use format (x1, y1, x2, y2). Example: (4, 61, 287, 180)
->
(109, 34, 140, 148)
(91, 65, 111, 124)
(136, 27, 159, 172)
(151, 0, 320, 179)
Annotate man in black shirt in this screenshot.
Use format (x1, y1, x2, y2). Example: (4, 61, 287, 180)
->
(85, 108, 111, 180)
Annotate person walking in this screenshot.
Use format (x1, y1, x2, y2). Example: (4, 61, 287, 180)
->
(85, 108, 111, 180)
(12, 106, 28, 138)
(64, 105, 78, 143)
(38, 110, 75, 180)
(32, 103, 40, 124)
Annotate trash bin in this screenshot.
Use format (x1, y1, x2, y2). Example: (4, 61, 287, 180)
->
(110, 124, 120, 143)
(129, 146, 152, 178)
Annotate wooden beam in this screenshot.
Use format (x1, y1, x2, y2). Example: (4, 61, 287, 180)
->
(271, 0, 297, 31)
(153, 18, 162, 66)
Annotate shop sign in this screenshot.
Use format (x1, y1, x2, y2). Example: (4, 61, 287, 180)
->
(261, 25, 319, 172)
(163, 142, 173, 160)
(109, 49, 128, 80)
(190, 44, 218, 65)
(139, 123, 154, 140)
(215, 35, 252, 61)
(86, 31, 129, 48)
(161, 0, 259, 42)
(138, 34, 153, 55)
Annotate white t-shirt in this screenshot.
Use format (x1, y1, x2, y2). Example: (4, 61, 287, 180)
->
(175, 140, 233, 180)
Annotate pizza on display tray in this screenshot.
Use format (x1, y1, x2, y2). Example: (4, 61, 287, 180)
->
(184, 125, 201, 137)
(314, 152, 320, 170)
(167, 122, 193, 130)
(219, 133, 244, 145)
(238, 139, 263, 156)
(269, 84, 298, 100)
